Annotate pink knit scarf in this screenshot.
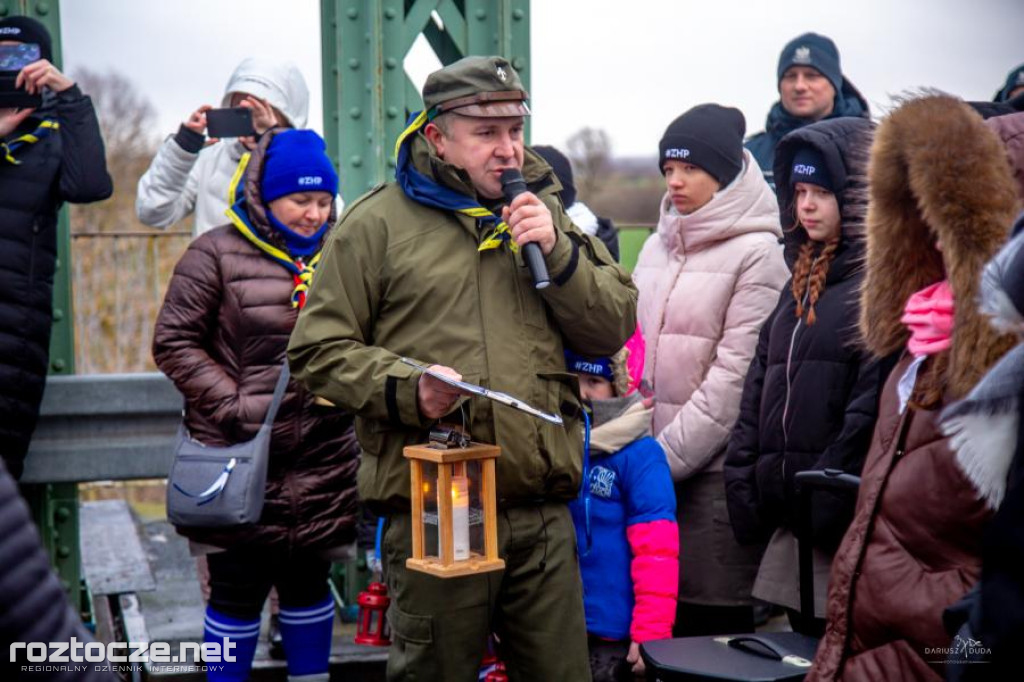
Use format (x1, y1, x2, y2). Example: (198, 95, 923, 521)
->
(901, 280, 954, 357)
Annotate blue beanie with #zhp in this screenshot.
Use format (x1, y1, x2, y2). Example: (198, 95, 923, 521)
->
(564, 349, 614, 383)
(790, 147, 834, 193)
(261, 129, 338, 202)
(777, 32, 843, 96)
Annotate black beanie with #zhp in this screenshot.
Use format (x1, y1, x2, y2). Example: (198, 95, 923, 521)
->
(658, 103, 746, 187)
(0, 16, 53, 63)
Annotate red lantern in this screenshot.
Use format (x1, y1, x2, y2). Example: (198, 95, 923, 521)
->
(354, 581, 391, 646)
(483, 662, 508, 682)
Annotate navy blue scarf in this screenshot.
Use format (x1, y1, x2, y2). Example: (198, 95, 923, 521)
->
(393, 110, 517, 253)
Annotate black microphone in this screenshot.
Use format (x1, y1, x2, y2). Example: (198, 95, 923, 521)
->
(500, 168, 551, 290)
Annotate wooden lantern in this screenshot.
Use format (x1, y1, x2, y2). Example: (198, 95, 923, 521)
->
(403, 441, 505, 577)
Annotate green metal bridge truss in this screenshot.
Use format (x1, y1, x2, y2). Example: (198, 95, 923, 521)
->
(321, 0, 531, 202)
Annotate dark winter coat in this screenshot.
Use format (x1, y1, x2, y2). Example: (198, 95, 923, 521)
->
(0, 86, 112, 479)
(807, 96, 1019, 682)
(725, 118, 888, 552)
(153, 129, 359, 552)
(939, 227, 1024, 681)
(1, 458, 117, 682)
(745, 78, 870, 191)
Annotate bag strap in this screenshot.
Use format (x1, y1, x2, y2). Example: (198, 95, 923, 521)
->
(261, 361, 292, 428)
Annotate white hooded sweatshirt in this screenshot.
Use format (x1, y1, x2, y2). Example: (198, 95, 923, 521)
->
(136, 58, 310, 236)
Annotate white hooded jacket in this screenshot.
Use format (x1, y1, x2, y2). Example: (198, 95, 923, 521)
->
(136, 58, 310, 236)
(634, 150, 788, 481)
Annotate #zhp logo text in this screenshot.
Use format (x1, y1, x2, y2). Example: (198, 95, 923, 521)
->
(665, 148, 691, 159)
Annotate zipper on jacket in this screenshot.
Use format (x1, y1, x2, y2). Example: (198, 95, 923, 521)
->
(781, 287, 811, 454)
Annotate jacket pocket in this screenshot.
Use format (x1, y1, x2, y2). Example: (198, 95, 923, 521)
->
(386, 603, 436, 680)
(536, 371, 584, 498)
(536, 371, 582, 425)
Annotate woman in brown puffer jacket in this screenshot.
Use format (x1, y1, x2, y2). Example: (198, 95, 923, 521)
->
(806, 96, 1019, 681)
(153, 128, 358, 681)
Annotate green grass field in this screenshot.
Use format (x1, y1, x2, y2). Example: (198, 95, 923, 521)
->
(617, 226, 654, 274)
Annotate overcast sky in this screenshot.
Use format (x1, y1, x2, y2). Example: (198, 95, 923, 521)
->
(61, 0, 1023, 158)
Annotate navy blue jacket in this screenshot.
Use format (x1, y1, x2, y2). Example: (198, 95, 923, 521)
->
(745, 78, 870, 192)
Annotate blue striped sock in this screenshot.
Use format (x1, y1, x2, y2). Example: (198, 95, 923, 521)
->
(203, 606, 261, 682)
(278, 596, 335, 676)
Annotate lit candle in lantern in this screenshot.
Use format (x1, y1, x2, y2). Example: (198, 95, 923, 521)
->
(451, 475, 470, 560)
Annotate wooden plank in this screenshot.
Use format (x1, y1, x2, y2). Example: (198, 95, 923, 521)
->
(80, 500, 155, 596)
(482, 459, 499, 561)
(438, 465, 454, 565)
(410, 460, 424, 560)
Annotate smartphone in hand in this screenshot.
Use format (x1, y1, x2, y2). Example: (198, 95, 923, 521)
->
(0, 42, 43, 108)
(205, 107, 255, 138)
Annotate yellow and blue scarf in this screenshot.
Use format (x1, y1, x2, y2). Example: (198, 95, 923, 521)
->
(226, 197, 321, 309)
(394, 111, 517, 253)
(1, 119, 58, 165)
(224, 154, 321, 309)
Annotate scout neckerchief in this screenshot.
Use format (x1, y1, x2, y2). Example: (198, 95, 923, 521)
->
(1, 119, 58, 165)
(393, 110, 517, 253)
(225, 196, 321, 309)
(224, 151, 322, 309)
(227, 150, 251, 206)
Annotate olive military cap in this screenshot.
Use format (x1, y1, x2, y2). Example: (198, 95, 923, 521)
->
(422, 55, 530, 118)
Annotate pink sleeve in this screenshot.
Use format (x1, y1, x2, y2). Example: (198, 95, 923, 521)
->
(624, 323, 646, 396)
(627, 518, 679, 642)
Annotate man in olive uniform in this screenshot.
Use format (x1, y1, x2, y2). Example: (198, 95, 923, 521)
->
(288, 56, 637, 681)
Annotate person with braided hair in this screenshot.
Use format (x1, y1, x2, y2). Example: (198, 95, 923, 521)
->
(724, 117, 896, 636)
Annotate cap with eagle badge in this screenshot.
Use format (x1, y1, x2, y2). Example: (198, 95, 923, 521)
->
(422, 55, 530, 119)
(776, 32, 843, 96)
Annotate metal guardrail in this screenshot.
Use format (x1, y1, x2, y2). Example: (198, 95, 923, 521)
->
(21, 373, 182, 484)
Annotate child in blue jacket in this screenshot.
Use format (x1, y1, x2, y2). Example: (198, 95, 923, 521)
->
(568, 346, 679, 681)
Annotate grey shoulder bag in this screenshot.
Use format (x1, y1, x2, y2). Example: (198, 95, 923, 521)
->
(166, 362, 291, 528)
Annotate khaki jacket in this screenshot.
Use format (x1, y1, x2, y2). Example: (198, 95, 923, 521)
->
(288, 134, 638, 511)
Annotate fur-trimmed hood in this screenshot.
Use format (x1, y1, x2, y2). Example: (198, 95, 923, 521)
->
(941, 227, 1024, 510)
(859, 95, 1020, 399)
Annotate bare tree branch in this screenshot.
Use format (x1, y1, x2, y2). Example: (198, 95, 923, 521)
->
(566, 127, 612, 199)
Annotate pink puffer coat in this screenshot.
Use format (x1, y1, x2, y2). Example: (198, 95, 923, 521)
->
(634, 150, 788, 481)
